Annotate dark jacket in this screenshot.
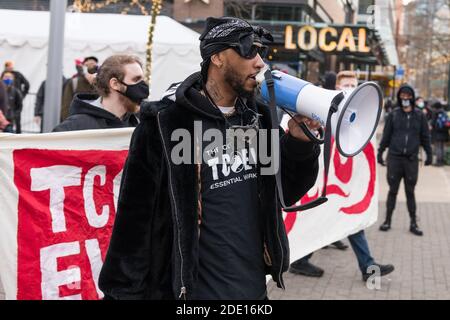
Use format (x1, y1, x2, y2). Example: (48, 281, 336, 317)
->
(379, 84, 432, 159)
(379, 106, 432, 159)
(98, 72, 320, 300)
(52, 93, 139, 132)
(61, 75, 96, 121)
(5, 85, 23, 120)
(0, 81, 7, 115)
(1, 70, 29, 98)
(34, 77, 67, 117)
(431, 107, 449, 142)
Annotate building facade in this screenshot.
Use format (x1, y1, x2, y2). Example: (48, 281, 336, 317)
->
(1, 0, 399, 90)
(174, 0, 392, 84)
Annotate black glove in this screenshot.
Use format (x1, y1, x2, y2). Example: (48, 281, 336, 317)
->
(377, 152, 385, 166)
(425, 155, 432, 166)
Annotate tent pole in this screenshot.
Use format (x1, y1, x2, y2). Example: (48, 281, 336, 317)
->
(43, 0, 67, 133)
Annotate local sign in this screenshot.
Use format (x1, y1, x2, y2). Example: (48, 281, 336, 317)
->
(284, 25, 372, 54)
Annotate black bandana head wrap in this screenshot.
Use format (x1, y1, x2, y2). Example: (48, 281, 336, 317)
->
(199, 16, 273, 82)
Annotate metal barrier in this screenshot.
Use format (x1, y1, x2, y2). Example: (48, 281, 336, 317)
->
(20, 93, 41, 134)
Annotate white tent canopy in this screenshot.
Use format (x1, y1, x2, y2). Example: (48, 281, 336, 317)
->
(0, 9, 202, 100)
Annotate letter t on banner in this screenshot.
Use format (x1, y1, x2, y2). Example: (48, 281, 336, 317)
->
(30, 165, 82, 233)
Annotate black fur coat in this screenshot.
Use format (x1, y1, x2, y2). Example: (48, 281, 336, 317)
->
(99, 72, 320, 300)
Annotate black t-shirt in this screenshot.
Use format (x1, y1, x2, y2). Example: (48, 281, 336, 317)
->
(194, 107, 267, 300)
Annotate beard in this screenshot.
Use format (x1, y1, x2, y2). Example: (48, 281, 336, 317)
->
(223, 64, 255, 100)
(118, 94, 138, 113)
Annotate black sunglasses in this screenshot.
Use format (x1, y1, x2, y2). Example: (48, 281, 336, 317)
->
(229, 43, 269, 59)
(203, 41, 269, 60)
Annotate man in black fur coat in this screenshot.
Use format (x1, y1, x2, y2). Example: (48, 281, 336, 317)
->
(99, 17, 321, 300)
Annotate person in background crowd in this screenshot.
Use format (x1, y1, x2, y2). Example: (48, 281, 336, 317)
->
(289, 71, 395, 281)
(0, 79, 12, 132)
(0, 79, 7, 116)
(416, 96, 425, 111)
(53, 55, 143, 132)
(2, 72, 23, 134)
(34, 76, 67, 133)
(1, 60, 30, 99)
(430, 101, 449, 166)
(60, 56, 99, 122)
(378, 84, 432, 236)
(383, 98, 394, 120)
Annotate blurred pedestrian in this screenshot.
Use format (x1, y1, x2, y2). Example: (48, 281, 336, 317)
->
(416, 96, 425, 111)
(0, 80, 12, 132)
(60, 56, 98, 122)
(1, 60, 30, 99)
(2, 72, 23, 133)
(34, 76, 67, 132)
(430, 101, 449, 166)
(289, 71, 394, 281)
(378, 84, 432, 236)
(383, 98, 394, 121)
(53, 55, 143, 132)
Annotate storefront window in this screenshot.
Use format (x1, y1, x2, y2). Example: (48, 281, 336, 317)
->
(254, 5, 304, 23)
(358, 0, 375, 15)
(224, 2, 252, 20)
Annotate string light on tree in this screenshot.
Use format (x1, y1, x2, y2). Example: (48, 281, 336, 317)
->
(72, 0, 164, 89)
(146, 0, 163, 86)
(73, 0, 150, 15)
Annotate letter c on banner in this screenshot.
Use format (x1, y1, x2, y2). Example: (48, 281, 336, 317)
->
(83, 165, 110, 228)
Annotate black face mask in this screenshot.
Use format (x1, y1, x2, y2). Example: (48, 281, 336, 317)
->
(118, 80, 149, 104)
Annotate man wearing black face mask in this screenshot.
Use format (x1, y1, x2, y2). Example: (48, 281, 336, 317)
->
(377, 84, 432, 236)
(53, 55, 144, 132)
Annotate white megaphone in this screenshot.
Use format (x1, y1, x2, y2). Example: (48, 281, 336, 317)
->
(257, 68, 383, 157)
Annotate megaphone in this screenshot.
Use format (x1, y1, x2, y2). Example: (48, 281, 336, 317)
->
(257, 69, 383, 157)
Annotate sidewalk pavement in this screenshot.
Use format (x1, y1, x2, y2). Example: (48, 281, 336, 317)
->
(268, 164, 450, 300)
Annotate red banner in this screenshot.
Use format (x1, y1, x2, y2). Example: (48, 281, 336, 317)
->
(14, 149, 128, 300)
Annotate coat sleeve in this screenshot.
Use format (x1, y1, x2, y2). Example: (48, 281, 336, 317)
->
(52, 119, 74, 132)
(19, 72, 30, 97)
(14, 89, 23, 112)
(61, 80, 74, 121)
(0, 83, 7, 114)
(279, 132, 320, 206)
(98, 121, 159, 299)
(34, 81, 45, 117)
(420, 112, 432, 157)
(378, 111, 393, 154)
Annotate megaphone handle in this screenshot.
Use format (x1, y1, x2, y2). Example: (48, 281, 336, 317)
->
(280, 107, 325, 144)
(282, 92, 344, 212)
(282, 106, 335, 212)
(299, 122, 325, 144)
(263, 68, 337, 212)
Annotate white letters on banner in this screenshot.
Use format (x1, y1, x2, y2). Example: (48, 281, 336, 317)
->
(30, 166, 83, 233)
(40, 241, 82, 300)
(0, 128, 377, 299)
(84, 165, 110, 229)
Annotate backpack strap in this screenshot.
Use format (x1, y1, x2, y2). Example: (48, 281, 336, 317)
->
(72, 77, 78, 93)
